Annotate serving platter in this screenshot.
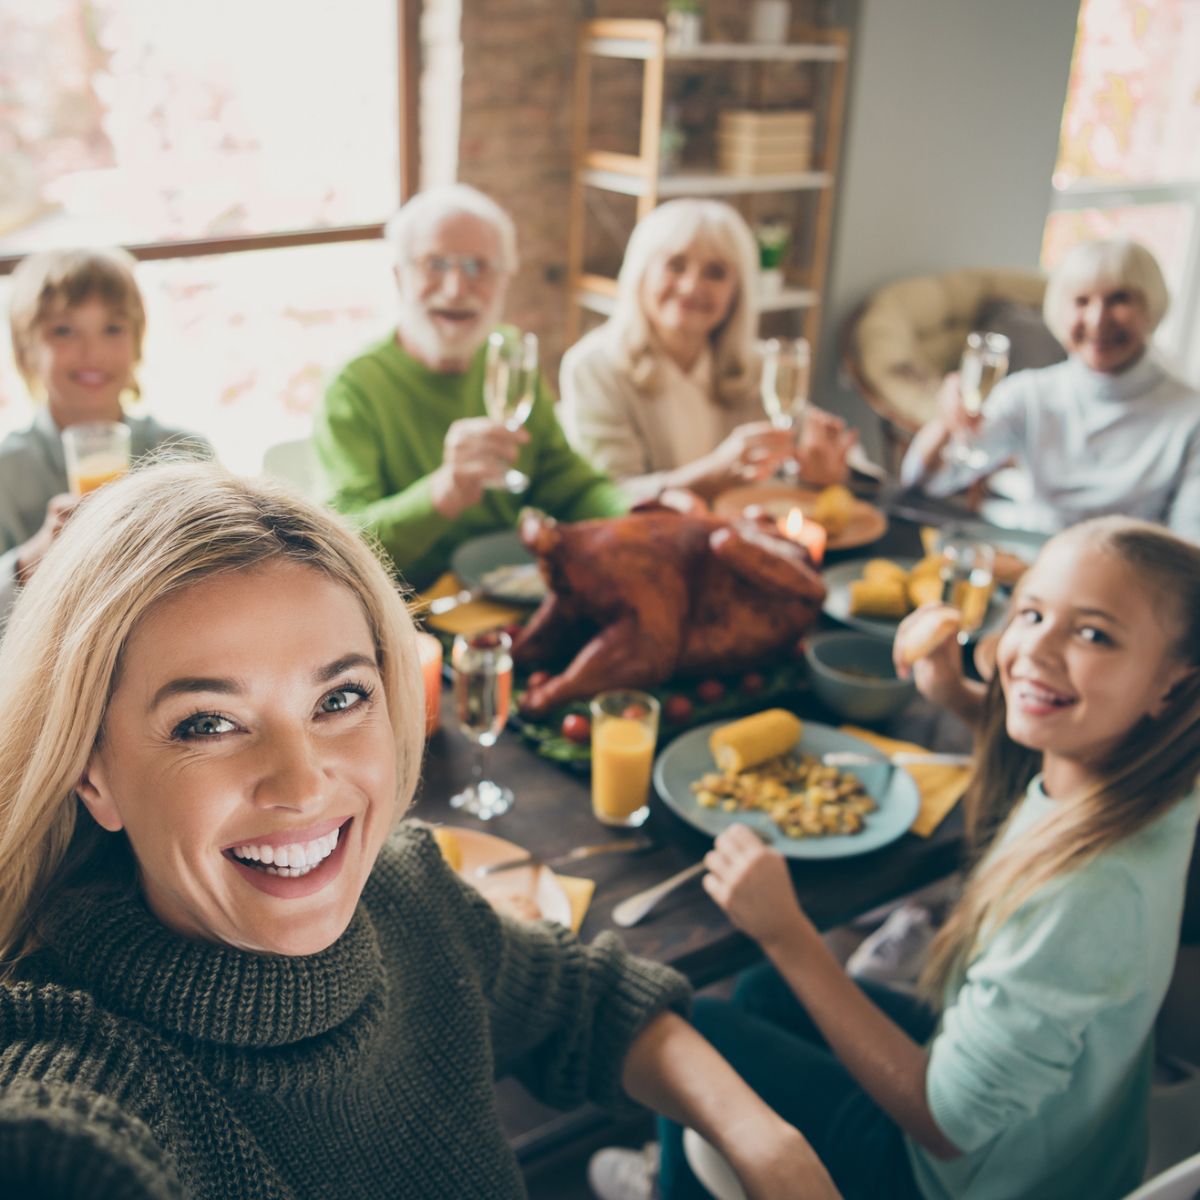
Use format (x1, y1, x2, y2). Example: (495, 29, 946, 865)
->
(821, 557, 1008, 642)
(444, 826, 572, 926)
(713, 483, 888, 552)
(652, 718, 920, 860)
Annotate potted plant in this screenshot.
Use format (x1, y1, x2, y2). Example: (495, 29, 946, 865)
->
(665, 0, 704, 50)
(754, 217, 791, 296)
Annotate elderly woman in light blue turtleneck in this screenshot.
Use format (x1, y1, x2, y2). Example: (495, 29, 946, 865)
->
(900, 239, 1200, 541)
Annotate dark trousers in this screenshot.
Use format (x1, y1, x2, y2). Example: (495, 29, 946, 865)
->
(658, 963, 935, 1200)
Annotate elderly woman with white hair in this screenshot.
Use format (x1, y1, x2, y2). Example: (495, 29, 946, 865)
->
(900, 238, 1200, 539)
(560, 200, 857, 503)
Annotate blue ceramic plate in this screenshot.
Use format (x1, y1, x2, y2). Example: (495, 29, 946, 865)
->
(652, 718, 920, 860)
(822, 557, 1008, 642)
(450, 529, 545, 604)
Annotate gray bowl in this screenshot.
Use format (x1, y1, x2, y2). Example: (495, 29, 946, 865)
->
(804, 632, 915, 723)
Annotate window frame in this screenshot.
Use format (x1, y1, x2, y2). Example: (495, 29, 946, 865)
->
(0, 0, 420, 278)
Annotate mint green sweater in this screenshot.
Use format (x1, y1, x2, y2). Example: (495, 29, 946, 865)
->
(910, 783, 1199, 1200)
(315, 335, 629, 589)
(0, 825, 689, 1199)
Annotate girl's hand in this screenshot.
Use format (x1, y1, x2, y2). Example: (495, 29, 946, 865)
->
(893, 603, 966, 706)
(702, 824, 813, 952)
(795, 407, 857, 487)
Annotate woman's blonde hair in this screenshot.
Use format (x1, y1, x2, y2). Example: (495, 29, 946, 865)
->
(920, 516, 1200, 1002)
(0, 462, 425, 971)
(9, 246, 147, 401)
(1042, 238, 1169, 346)
(605, 199, 761, 405)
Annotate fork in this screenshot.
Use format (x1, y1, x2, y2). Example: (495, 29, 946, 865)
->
(611, 863, 706, 928)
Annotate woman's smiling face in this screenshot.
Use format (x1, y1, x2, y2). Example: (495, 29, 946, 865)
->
(78, 560, 398, 956)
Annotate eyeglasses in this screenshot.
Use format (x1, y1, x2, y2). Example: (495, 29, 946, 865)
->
(409, 253, 499, 282)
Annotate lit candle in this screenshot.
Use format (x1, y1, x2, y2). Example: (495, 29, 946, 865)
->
(416, 632, 443, 736)
(780, 508, 827, 566)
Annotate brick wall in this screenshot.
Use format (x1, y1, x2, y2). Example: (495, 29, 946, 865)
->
(422, 0, 830, 391)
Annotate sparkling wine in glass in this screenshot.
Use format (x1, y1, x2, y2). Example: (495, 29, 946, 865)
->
(936, 529, 996, 641)
(483, 329, 538, 493)
(450, 630, 515, 819)
(760, 337, 811, 481)
(945, 331, 1010, 470)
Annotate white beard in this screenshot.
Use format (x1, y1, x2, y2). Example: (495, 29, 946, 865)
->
(396, 291, 500, 371)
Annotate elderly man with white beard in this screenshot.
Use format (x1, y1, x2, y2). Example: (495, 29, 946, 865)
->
(315, 184, 628, 588)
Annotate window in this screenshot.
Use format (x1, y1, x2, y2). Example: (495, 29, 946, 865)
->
(1044, 0, 1200, 379)
(0, 0, 417, 468)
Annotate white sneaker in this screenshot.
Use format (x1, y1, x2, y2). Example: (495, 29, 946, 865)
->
(846, 903, 935, 988)
(588, 1141, 659, 1200)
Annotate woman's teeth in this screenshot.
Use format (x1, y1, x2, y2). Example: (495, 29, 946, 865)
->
(229, 827, 340, 877)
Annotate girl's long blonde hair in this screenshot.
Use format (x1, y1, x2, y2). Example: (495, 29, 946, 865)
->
(920, 516, 1200, 1002)
(0, 463, 425, 973)
(605, 199, 762, 405)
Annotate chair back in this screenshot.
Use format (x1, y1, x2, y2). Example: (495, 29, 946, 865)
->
(261, 437, 319, 499)
(682, 1129, 747, 1200)
(1123, 1148, 1200, 1199)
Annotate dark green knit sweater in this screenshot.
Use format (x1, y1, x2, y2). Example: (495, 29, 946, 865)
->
(0, 824, 689, 1198)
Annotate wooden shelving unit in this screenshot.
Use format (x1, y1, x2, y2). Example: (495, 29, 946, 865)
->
(566, 18, 850, 356)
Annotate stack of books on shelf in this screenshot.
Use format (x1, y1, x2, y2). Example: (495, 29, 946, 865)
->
(716, 109, 814, 176)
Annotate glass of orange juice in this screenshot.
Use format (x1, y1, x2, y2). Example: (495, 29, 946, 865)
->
(589, 690, 660, 828)
(62, 421, 132, 496)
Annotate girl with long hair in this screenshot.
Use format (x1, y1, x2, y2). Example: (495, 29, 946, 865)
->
(591, 515, 1200, 1200)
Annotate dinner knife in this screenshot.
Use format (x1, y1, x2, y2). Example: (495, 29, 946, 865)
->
(822, 751, 973, 768)
(476, 836, 655, 877)
(425, 587, 483, 616)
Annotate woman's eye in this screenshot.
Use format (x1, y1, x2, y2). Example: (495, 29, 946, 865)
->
(665, 256, 687, 274)
(319, 686, 368, 714)
(1016, 606, 1042, 624)
(1079, 626, 1112, 645)
(50, 324, 74, 338)
(702, 264, 728, 282)
(1108, 290, 1133, 305)
(174, 713, 236, 739)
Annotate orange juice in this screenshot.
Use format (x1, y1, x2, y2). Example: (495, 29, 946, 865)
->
(592, 716, 655, 824)
(71, 461, 128, 495)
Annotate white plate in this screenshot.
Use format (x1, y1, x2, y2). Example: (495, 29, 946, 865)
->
(652, 718, 920, 859)
(446, 826, 572, 926)
(450, 530, 546, 604)
(822, 557, 1008, 642)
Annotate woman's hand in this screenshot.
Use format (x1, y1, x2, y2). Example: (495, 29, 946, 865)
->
(709, 421, 794, 486)
(935, 372, 982, 437)
(430, 417, 530, 517)
(14, 493, 83, 585)
(702, 824, 814, 954)
(795, 407, 857, 487)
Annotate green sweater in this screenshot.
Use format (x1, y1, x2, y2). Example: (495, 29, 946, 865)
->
(315, 335, 629, 589)
(0, 824, 689, 1199)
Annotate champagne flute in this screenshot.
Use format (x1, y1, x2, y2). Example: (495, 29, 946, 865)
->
(483, 329, 538, 493)
(759, 337, 811, 481)
(936, 528, 996, 642)
(449, 630, 515, 819)
(945, 331, 1010, 470)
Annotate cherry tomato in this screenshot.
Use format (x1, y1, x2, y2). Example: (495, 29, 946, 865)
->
(741, 672, 766, 694)
(696, 679, 726, 704)
(526, 670, 552, 690)
(622, 702, 649, 720)
(561, 714, 591, 744)
(664, 695, 694, 724)
(501, 623, 524, 642)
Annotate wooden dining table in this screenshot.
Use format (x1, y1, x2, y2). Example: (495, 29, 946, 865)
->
(409, 507, 981, 1170)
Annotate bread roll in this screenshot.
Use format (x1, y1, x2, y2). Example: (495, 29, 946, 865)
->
(849, 577, 909, 618)
(861, 558, 909, 585)
(907, 574, 943, 609)
(896, 608, 961, 666)
(811, 485, 856, 537)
